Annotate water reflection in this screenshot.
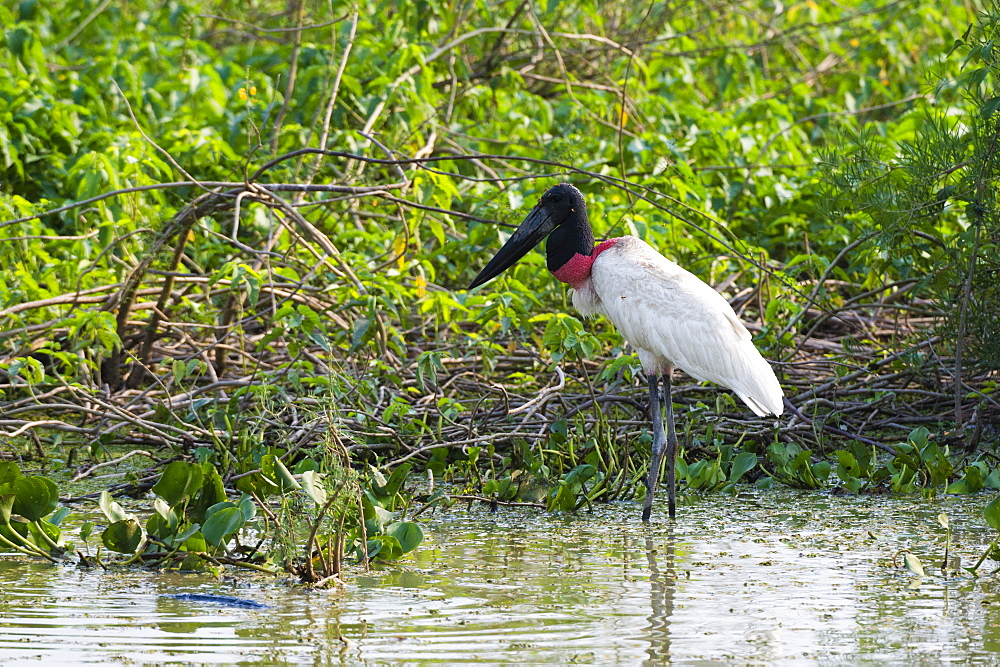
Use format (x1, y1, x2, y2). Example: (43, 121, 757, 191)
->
(0, 491, 999, 663)
(644, 530, 675, 665)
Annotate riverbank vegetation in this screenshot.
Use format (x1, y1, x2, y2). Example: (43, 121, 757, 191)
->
(1, 0, 998, 579)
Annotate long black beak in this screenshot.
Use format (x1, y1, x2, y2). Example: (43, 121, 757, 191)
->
(468, 205, 556, 290)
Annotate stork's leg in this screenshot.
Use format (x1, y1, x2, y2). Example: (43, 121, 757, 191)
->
(642, 373, 666, 523)
(663, 371, 677, 520)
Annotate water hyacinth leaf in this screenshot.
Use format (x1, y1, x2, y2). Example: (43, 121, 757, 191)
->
(102, 519, 144, 554)
(0, 461, 22, 489)
(152, 461, 204, 507)
(904, 553, 926, 577)
(183, 530, 208, 553)
(301, 470, 327, 507)
(178, 553, 208, 572)
(984, 496, 1000, 531)
(154, 497, 179, 533)
(367, 535, 403, 560)
(237, 495, 256, 522)
(0, 494, 16, 525)
(205, 501, 237, 521)
(49, 506, 70, 526)
(173, 522, 203, 545)
(563, 464, 597, 487)
(2, 516, 29, 543)
(369, 463, 412, 508)
(261, 455, 300, 493)
(835, 450, 860, 478)
(729, 452, 758, 483)
(202, 506, 245, 548)
(386, 464, 413, 497)
(12, 476, 59, 522)
(675, 456, 688, 481)
(99, 490, 128, 523)
(188, 465, 227, 525)
(80, 521, 94, 542)
(812, 461, 832, 483)
(385, 521, 423, 554)
(363, 501, 396, 535)
(29, 518, 62, 549)
(947, 479, 970, 495)
(146, 512, 170, 541)
(236, 470, 280, 499)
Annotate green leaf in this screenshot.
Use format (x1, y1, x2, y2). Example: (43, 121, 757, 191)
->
(385, 521, 423, 554)
(202, 506, 245, 548)
(188, 464, 228, 525)
(0, 495, 15, 528)
(173, 522, 203, 545)
(261, 455, 300, 492)
(985, 496, 1000, 531)
(12, 476, 59, 522)
(368, 535, 403, 560)
(152, 461, 204, 507)
(835, 450, 860, 478)
(154, 497, 180, 533)
(301, 470, 327, 507)
(99, 490, 128, 523)
(102, 519, 144, 554)
(369, 463, 412, 508)
(350, 317, 373, 352)
(728, 452, 757, 483)
(49, 506, 70, 526)
(80, 521, 95, 543)
(182, 530, 208, 553)
(362, 497, 396, 533)
(903, 552, 926, 577)
(146, 512, 170, 541)
(947, 479, 969, 494)
(0, 461, 23, 489)
(237, 494, 255, 522)
(29, 518, 62, 550)
(236, 470, 280, 499)
(982, 96, 1000, 119)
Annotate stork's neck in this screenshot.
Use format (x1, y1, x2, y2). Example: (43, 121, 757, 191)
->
(545, 207, 594, 271)
(545, 219, 618, 288)
(546, 199, 618, 288)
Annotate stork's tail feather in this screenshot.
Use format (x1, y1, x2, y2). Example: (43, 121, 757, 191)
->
(731, 346, 784, 417)
(736, 389, 783, 418)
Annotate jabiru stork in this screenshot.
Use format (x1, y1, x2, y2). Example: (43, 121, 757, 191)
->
(469, 183, 784, 522)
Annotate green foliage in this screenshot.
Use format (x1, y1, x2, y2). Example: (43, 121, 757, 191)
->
(542, 314, 601, 363)
(361, 463, 423, 561)
(676, 448, 759, 496)
(0, 450, 424, 576)
(818, 3, 1000, 371)
(1, 0, 998, 541)
(764, 442, 831, 490)
(0, 462, 66, 561)
(968, 496, 1000, 574)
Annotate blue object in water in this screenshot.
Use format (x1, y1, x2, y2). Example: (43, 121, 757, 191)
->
(163, 593, 270, 609)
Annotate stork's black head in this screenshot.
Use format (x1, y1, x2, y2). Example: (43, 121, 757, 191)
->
(468, 183, 595, 289)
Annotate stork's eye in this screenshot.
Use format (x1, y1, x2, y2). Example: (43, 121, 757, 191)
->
(550, 195, 561, 203)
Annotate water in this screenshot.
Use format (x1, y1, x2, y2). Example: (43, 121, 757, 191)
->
(1, 489, 999, 664)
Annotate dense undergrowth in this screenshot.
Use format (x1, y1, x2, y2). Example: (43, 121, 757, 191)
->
(1, 0, 999, 579)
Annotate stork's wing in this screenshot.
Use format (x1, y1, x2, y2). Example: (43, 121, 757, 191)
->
(590, 237, 783, 416)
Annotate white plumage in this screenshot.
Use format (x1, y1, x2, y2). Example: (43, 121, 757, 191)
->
(468, 183, 784, 522)
(572, 236, 784, 417)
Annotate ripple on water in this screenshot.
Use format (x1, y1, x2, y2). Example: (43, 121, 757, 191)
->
(1, 490, 999, 664)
